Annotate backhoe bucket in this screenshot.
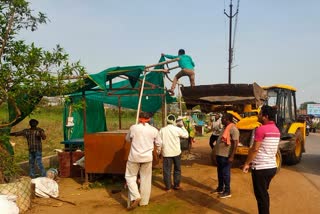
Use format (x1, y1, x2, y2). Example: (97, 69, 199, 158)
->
(180, 82, 267, 113)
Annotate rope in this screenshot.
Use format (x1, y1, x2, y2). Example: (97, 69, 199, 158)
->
(164, 64, 183, 90)
(42, 191, 76, 206)
(165, 73, 173, 83)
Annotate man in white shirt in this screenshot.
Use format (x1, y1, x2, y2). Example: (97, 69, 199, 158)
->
(159, 114, 189, 192)
(207, 113, 223, 149)
(125, 112, 162, 210)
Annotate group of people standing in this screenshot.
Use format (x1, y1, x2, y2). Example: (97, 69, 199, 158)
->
(124, 112, 189, 210)
(9, 48, 279, 214)
(125, 105, 280, 213)
(161, 49, 280, 214)
(207, 106, 280, 214)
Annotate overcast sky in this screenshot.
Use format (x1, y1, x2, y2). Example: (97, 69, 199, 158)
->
(21, 0, 320, 106)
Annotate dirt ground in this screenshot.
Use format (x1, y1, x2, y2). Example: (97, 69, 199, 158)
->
(25, 137, 320, 214)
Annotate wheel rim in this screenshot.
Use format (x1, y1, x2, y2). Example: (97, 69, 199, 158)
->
(295, 138, 302, 157)
(276, 151, 281, 169)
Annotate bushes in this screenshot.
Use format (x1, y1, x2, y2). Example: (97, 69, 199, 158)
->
(0, 146, 22, 184)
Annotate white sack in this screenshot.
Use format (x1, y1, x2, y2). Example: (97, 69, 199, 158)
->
(0, 194, 19, 214)
(31, 177, 59, 198)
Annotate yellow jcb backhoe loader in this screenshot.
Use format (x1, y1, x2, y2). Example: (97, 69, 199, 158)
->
(181, 83, 306, 171)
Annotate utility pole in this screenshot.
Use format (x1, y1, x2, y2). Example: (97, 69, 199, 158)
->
(224, 0, 238, 84)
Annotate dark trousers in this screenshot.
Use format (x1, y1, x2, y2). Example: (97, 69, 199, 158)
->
(29, 151, 46, 178)
(209, 135, 219, 149)
(216, 155, 231, 193)
(163, 155, 181, 190)
(251, 168, 277, 214)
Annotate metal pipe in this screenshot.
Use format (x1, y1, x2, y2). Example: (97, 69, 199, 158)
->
(135, 70, 148, 124)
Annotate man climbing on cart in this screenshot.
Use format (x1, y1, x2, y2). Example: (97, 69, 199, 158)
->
(161, 49, 195, 96)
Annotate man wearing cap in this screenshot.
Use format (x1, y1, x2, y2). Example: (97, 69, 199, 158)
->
(10, 119, 47, 178)
(159, 114, 189, 192)
(161, 49, 195, 95)
(125, 112, 162, 210)
(207, 113, 223, 149)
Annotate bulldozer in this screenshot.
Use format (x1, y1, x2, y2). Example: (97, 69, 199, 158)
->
(180, 82, 306, 170)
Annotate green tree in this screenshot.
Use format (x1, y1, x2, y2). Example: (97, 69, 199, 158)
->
(0, 0, 86, 182)
(0, 0, 86, 128)
(0, 0, 87, 167)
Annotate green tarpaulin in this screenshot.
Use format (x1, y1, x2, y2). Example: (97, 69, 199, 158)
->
(4, 57, 175, 145)
(63, 56, 176, 140)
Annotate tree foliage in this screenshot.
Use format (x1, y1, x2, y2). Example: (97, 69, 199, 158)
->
(0, 0, 86, 127)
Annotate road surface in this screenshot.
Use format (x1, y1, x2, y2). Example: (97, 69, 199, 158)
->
(26, 134, 320, 214)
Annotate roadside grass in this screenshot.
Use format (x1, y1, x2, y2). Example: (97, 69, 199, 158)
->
(135, 200, 186, 214)
(8, 105, 136, 162)
(2, 103, 208, 163)
(2, 105, 166, 162)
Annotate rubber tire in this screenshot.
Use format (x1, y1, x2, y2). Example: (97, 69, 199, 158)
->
(276, 149, 282, 173)
(284, 130, 303, 165)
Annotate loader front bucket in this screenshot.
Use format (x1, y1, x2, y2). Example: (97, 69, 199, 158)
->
(180, 82, 267, 113)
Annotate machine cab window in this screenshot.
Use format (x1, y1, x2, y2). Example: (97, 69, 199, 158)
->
(266, 87, 296, 135)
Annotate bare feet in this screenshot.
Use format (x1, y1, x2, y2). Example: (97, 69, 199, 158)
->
(127, 198, 141, 211)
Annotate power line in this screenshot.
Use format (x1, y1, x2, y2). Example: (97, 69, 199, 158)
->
(232, 0, 240, 52)
(224, 0, 239, 84)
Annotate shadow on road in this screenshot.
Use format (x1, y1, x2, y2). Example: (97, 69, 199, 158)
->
(282, 153, 320, 176)
(174, 189, 250, 214)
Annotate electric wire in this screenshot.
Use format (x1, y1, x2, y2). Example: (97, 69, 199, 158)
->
(223, 0, 229, 67)
(232, 0, 240, 64)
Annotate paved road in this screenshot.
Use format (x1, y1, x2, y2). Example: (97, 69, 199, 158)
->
(26, 134, 320, 214)
(271, 132, 320, 213)
(291, 133, 320, 191)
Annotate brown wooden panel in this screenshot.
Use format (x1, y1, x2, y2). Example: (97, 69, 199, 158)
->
(84, 131, 130, 174)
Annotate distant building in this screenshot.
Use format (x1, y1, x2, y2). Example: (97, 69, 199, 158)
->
(307, 103, 320, 117)
(43, 96, 64, 106)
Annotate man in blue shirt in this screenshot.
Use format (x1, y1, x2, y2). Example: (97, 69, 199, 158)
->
(162, 49, 195, 95)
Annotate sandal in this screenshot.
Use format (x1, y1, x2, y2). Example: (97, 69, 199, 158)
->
(127, 198, 141, 210)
